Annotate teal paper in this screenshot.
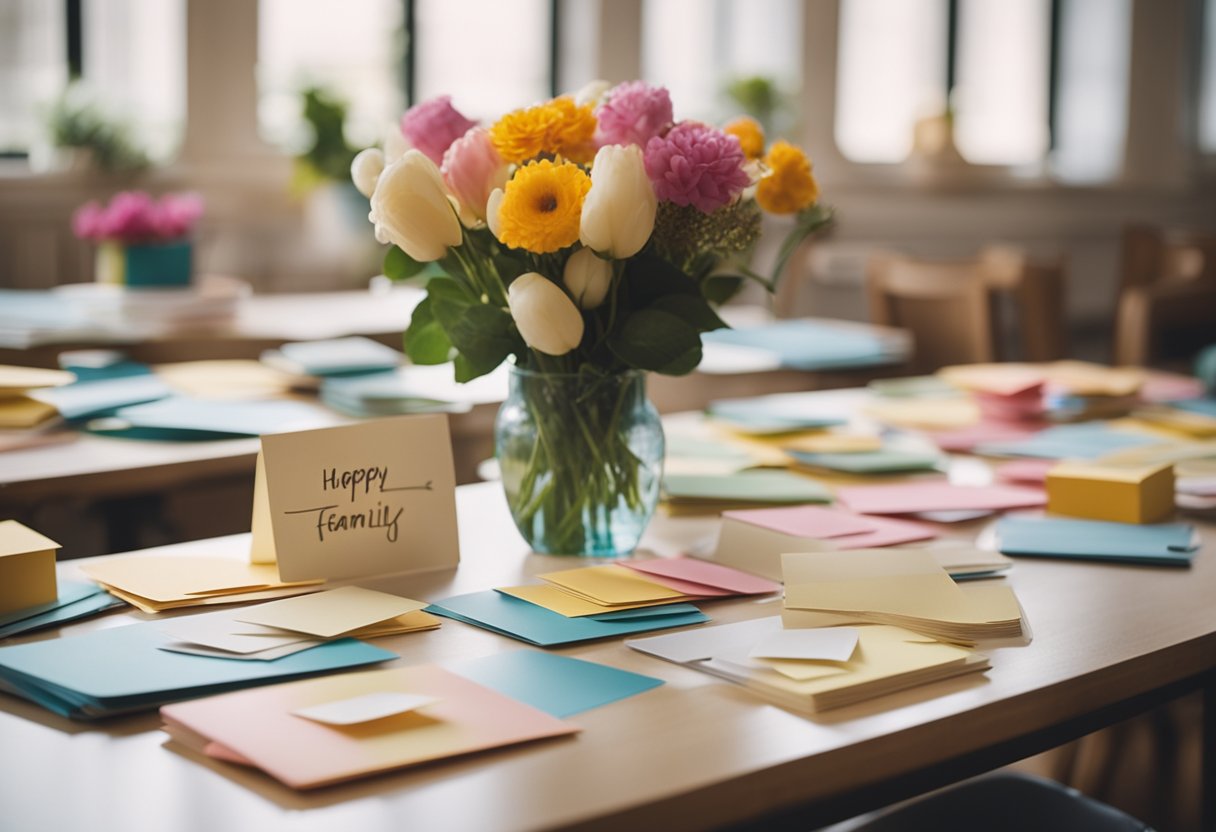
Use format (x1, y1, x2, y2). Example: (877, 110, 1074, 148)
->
(36, 373, 171, 420)
(703, 320, 895, 370)
(663, 471, 832, 503)
(1174, 398, 1216, 418)
(108, 397, 330, 437)
(427, 591, 709, 647)
(278, 336, 402, 376)
(0, 583, 123, 640)
(447, 650, 663, 718)
(976, 423, 1158, 460)
(705, 398, 846, 434)
(0, 581, 103, 629)
(787, 449, 942, 474)
(0, 622, 394, 719)
(996, 516, 1198, 566)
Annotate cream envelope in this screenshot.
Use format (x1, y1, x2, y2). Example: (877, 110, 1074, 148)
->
(292, 692, 440, 725)
(0, 365, 75, 395)
(161, 665, 579, 789)
(537, 565, 688, 606)
(159, 640, 324, 661)
(157, 609, 319, 654)
(81, 557, 320, 603)
(103, 583, 323, 615)
(748, 627, 859, 663)
(235, 586, 427, 638)
(155, 360, 297, 400)
(497, 584, 683, 617)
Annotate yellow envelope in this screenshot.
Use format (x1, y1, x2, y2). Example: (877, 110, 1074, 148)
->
(347, 609, 442, 637)
(864, 398, 980, 430)
(101, 583, 324, 615)
(235, 586, 428, 638)
(498, 584, 685, 617)
(81, 557, 319, 603)
(155, 360, 298, 400)
(0, 520, 60, 615)
(537, 564, 687, 606)
(0, 397, 58, 429)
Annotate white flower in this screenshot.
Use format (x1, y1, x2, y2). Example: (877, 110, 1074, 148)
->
(562, 247, 612, 309)
(574, 79, 612, 108)
(368, 150, 462, 262)
(350, 148, 385, 198)
(579, 144, 656, 259)
(507, 273, 585, 356)
(485, 187, 505, 240)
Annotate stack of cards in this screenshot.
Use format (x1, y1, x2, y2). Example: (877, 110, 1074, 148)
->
(155, 587, 441, 661)
(80, 556, 326, 613)
(0, 580, 125, 640)
(627, 618, 987, 713)
(781, 550, 1025, 645)
(661, 470, 832, 516)
(0, 365, 73, 430)
(995, 516, 1199, 566)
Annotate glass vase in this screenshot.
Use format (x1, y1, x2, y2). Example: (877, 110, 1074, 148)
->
(495, 366, 665, 556)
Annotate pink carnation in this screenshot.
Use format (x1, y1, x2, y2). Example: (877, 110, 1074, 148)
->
(71, 191, 204, 243)
(98, 191, 159, 241)
(643, 121, 749, 214)
(594, 81, 673, 148)
(399, 95, 477, 165)
(72, 201, 105, 241)
(153, 192, 205, 238)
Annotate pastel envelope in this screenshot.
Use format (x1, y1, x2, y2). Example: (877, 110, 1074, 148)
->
(995, 515, 1198, 566)
(235, 586, 428, 638)
(537, 565, 690, 607)
(80, 557, 319, 604)
(836, 482, 1045, 515)
(496, 584, 687, 618)
(619, 558, 781, 596)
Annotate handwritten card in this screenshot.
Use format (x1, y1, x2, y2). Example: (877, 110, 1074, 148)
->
(250, 414, 459, 581)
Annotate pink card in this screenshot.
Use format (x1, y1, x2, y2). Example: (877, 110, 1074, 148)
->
(828, 515, 938, 548)
(837, 482, 1046, 515)
(995, 458, 1059, 484)
(930, 421, 1043, 452)
(621, 557, 781, 595)
(725, 505, 875, 540)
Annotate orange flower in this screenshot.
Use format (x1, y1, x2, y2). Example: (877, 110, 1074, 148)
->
(755, 140, 819, 215)
(496, 159, 591, 253)
(723, 116, 765, 159)
(490, 98, 597, 165)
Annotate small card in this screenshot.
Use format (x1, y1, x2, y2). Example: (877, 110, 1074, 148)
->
(292, 692, 439, 725)
(747, 627, 859, 662)
(250, 414, 460, 581)
(236, 587, 428, 638)
(836, 482, 1045, 515)
(620, 558, 781, 595)
(157, 609, 318, 654)
(537, 565, 687, 606)
(160, 640, 324, 662)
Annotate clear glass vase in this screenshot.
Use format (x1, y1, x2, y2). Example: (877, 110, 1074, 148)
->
(495, 366, 665, 556)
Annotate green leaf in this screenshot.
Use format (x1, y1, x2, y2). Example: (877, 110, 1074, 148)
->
(383, 245, 426, 281)
(402, 296, 453, 364)
(609, 308, 703, 376)
(701, 274, 746, 305)
(648, 293, 728, 333)
(442, 303, 521, 382)
(622, 252, 700, 307)
(769, 203, 834, 289)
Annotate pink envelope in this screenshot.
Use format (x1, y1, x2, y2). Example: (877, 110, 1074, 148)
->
(621, 557, 780, 595)
(837, 482, 1046, 515)
(995, 458, 1059, 484)
(929, 421, 1044, 452)
(724, 505, 937, 549)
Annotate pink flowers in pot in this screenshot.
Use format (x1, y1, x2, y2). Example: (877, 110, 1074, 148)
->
(72, 191, 204, 244)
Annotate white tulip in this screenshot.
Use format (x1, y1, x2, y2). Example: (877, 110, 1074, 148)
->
(350, 148, 385, 197)
(579, 144, 657, 259)
(485, 187, 505, 240)
(562, 247, 612, 309)
(507, 273, 585, 356)
(574, 79, 612, 108)
(368, 150, 462, 262)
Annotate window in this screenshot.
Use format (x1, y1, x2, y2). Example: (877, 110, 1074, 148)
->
(82, 0, 186, 162)
(952, 0, 1050, 166)
(413, 0, 552, 118)
(0, 1, 67, 155)
(1200, 0, 1216, 153)
(642, 0, 804, 128)
(258, 0, 405, 152)
(1051, 0, 1132, 182)
(835, 0, 948, 163)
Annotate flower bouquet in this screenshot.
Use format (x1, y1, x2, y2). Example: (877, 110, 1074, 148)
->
(351, 81, 831, 555)
(73, 191, 204, 287)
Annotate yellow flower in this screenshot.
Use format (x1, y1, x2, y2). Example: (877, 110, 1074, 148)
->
(755, 140, 819, 215)
(496, 159, 591, 253)
(724, 116, 765, 159)
(489, 98, 597, 165)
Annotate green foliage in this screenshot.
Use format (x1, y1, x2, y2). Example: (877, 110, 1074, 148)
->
(47, 86, 147, 171)
(383, 246, 426, 281)
(296, 86, 359, 186)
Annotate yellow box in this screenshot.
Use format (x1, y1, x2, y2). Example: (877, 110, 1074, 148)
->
(1046, 462, 1174, 524)
(0, 520, 60, 615)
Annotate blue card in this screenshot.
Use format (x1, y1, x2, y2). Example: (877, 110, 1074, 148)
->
(108, 397, 332, 437)
(0, 581, 104, 629)
(0, 584, 124, 640)
(0, 622, 394, 718)
(704, 321, 896, 370)
(427, 590, 709, 647)
(977, 423, 1159, 459)
(705, 397, 847, 434)
(995, 515, 1199, 566)
(447, 649, 663, 718)
(35, 373, 172, 420)
(277, 336, 402, 376)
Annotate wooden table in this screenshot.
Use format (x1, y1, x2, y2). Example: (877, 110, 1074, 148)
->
(1, 481, 1212, 832)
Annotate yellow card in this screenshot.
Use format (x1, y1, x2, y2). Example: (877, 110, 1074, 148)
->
(537, 564, 686, 606)
(0, 365, 75, 396)
(1047, 461, 1175, 524)
(250, 414, 460, 581)
(235, 586, 428, 638)
(80, 557, 317, 603)
(347, 609, 442, 637)
(0, 397, 59, 429)
(0, 520, 60, 614)
(864, 398, 979, 430)
(101, 583, 322, 614)
(155, 360, 297, 400)
(499, 583, 685, 617)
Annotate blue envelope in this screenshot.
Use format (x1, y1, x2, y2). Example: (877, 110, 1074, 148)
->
(976, 423, 1159, 459)
(447, 649, 663, 718)
(995, 515, 1199, 566)
(0, 622, 394, 719)
(703, 321, 896, 370)
(705, 397, 847, 434)
(35, 373, 172, 421)
(0, 581, 124, 640)
(106, 397, 332, 438)
(427, 590, 709, 647)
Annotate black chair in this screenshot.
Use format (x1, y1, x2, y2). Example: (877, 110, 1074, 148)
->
(845, 772, 1152, 832)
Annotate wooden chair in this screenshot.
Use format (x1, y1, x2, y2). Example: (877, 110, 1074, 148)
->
(1113, 224, 1216, 367)
(866, 254, 996, 374)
